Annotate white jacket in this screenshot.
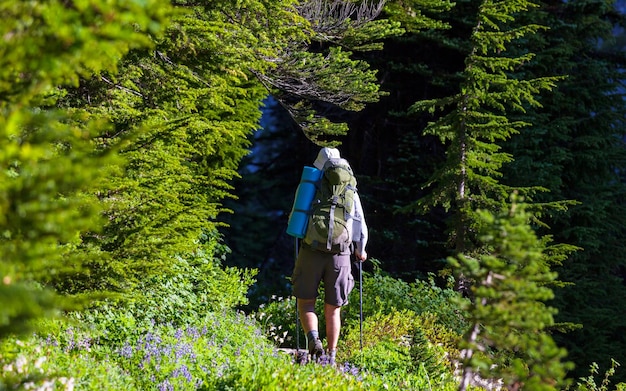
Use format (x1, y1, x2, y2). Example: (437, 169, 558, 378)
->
(351, 191, 368, 255)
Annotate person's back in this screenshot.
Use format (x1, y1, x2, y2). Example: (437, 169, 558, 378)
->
(303, 156, 357, 254)
(291, 147, 368, 364)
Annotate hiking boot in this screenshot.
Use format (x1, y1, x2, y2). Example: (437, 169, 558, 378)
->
(309, 338, 324, 362)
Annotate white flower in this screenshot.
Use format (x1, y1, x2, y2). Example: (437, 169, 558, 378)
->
(34, 356, 47, 369)
(59, 377, 75, 391)
(15, 355, 27, 374)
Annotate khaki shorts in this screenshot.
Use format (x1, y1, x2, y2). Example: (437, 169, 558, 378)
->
(291, 245, 354, 306)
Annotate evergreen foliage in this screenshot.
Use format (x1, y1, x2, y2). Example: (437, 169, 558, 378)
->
(48, 0, 405, 299)
(452, 199, 571, 390)
(403, 0, 580, 387)
(256, 0, 405, 144)
(408, 0, 564, 232)
(4, 0, 626, 388)
(54, 1, 292, 293)
(0, 0, 172, 338)
(502, 0, 626, 379)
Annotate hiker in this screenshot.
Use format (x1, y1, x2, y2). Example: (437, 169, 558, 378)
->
(291, 147, 368, 365)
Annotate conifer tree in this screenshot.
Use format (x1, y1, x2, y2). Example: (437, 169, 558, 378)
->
(452, 198, 571, 390)
(54, 0, 305, 293)
(408, 0, 566, 283)
(50, 0, 404, 297)
(220, 0, 458, 302)
(502, 0, 626, 379)
(0, 0, 171, 337)
(407, 0, 574, 384)
(254, 0, 404, 144)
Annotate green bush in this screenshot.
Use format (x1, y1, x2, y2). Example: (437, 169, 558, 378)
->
(341, 271, 467, 334)
(341, 309, 419, 354)
(570, 360, 626, 391)
(256, 270, 467, 352)
(340, 309, 457, 388)
(0, 336, 136, 390)
(70, 236, 257, 346)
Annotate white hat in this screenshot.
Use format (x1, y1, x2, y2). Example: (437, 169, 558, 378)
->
(313, 147, 340, 169)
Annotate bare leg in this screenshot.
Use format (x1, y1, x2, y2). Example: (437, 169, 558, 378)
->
(297, 298, 317, 338)
(324, 303, 341, 351)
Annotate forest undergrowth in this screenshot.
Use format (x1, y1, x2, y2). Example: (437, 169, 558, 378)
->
(1, 255, 624, 390)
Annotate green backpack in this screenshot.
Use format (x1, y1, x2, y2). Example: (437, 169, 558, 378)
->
(304, 157, 357, 253)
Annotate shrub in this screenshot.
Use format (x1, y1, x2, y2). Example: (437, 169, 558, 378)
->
(0, 336, 136, 390)
(71, 237, 257, 346)
(341, 271, 467, 334)
(570, 360, 626, 391)
(256, 270, 467, 351)
(254, 295, 295, 347)
(341, 309, 458, 387)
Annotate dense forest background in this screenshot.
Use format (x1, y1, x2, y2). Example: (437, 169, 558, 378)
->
(223, 0, 626, 383)
(2, 0, 626, 389)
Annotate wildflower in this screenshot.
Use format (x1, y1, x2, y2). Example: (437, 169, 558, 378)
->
(172, 364, 193, 383)
(45, 336, 58, 347)
(119, 342, 133, 359)
(59, 377, 75, 391)
(15, 355, 27, 374)
(34, 356, 46, 369)
(158, 379, 173, 391)
(175, 342, 195, 361)
(186, 326, 200, 339)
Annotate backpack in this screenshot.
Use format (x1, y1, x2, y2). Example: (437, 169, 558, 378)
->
(303, 157, 357, 253)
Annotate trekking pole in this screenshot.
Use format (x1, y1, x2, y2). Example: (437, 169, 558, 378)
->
(359, 259, 363, 351)
(295, 237, 300, 353)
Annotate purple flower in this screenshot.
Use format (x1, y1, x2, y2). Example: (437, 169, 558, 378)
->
(341, 362, 363, 380)
(119, 342, 133, 359)
(172, 364, 193, 383)
(186, 326, 200, 339)
(45, 336, 59, 347)
(158, 379, 173, 391)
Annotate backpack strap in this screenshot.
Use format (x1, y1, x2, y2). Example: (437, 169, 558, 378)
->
(326, 195, 340, 251)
